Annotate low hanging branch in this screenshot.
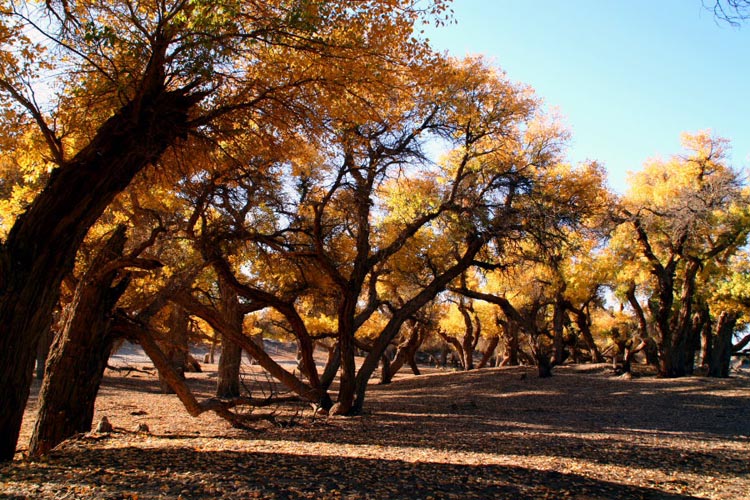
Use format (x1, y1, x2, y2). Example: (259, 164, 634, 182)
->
(114, 316, 285, 428)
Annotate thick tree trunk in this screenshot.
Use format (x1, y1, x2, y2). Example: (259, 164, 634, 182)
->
(709, 311, 737, 378)
(216, 278, 244, 398)
(159, 305, 190, 394)
(537, 351, 553, 378)
(664, 260, 700, 377)
(333, 294, 359, 415)
(0, 78, 199, 460)
(35, 326, 54, 381)
(217, 340, 242, 398)
(28, 226, 130, 457)
(379, 353, 393, 385)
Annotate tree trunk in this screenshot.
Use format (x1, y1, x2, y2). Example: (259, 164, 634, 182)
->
(380, 326, 424, 384)
(700, 320, 714, 370)
(333, 294, 358, 415)
(0, 78, 200, 460)
(458, 300, 475, 370)
(477, 335, 499, 369)
(29, 226, 130, 457)
(552, 295, 566, 366)
(379, 353, 393, 385)
(159, 305, 190, 394)
(709, 311, 737, 378)
(217, 339, 242, 398)
(35, 326, 55, 381)
(500, 321, 520, 366)
(537, 351, 553, 378)
(572, 307, 603, 363)
(216, 278, 243, 398)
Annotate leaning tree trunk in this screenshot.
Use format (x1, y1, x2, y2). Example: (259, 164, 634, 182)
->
(29, 226, 131, 457)
(477, 334, 499, 369)
(35, 326, 55, 381)
(380, 327, 424, 384)
(709, 311, 737, 378)
(0, 74, 200, 460)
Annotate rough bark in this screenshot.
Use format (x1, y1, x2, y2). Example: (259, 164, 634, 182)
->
(666, 259, 700, 377)
(28, 226, 131, 457)
(0, 70, 201, 460)
(709, 311, 738, 378)
(217, 340, 242, 398)
(158, 305, 190, 394)
(35, 326, 54, 381)
(216, 278, 243, 398)
(334, 294, 359, 415)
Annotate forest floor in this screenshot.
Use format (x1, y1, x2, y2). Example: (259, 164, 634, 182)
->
(1, 356, 749, 499)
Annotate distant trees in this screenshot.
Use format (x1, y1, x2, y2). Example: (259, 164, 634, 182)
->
(611, 133, 750, 377)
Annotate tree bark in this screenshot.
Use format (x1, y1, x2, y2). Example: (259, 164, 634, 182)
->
(216, 278, 243, 398)
(499, 320, 520, 366)
(666, 259, 700, 377)
(0, 74, 200, 460)
(379, 326, 425, 383)
(477, 335, 499, 369)
(158, 305, 190, 394)
(551, 294, 566, 366)
(28, 226, 130, 457)
(35, 326, 54, 381)
(709, 311, 737, 378)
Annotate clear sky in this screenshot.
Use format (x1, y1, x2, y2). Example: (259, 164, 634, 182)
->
(423, 0, 750, 192)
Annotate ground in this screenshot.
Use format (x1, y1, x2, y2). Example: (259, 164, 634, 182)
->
(1, 355, 749, 499)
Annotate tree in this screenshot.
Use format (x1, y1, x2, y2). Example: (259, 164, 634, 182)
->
(0, 0, 450, 460)
(614, 133, 750, 377)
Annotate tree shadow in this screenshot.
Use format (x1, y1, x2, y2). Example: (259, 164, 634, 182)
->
(1, 446, 701, 499)
(245, 366, 750, 478)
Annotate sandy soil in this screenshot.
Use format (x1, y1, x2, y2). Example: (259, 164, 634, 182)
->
(1, 359, 749, 499)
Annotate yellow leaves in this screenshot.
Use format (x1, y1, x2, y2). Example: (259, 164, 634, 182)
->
(0, 126, 55, 237)
(378, 175, 440, 225)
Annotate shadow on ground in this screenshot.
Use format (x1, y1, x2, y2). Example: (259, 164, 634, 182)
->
(0, 446, 700, 500)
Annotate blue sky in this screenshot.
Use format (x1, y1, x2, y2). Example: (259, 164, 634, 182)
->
(423, 0, 750, 192)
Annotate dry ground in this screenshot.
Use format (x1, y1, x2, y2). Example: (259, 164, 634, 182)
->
(1, 361, 749, 499)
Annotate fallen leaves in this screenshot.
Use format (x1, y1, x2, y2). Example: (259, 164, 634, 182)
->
(3, 365, 749, 499)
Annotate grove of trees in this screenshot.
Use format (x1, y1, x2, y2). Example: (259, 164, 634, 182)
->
(1, 0, 749, 462)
